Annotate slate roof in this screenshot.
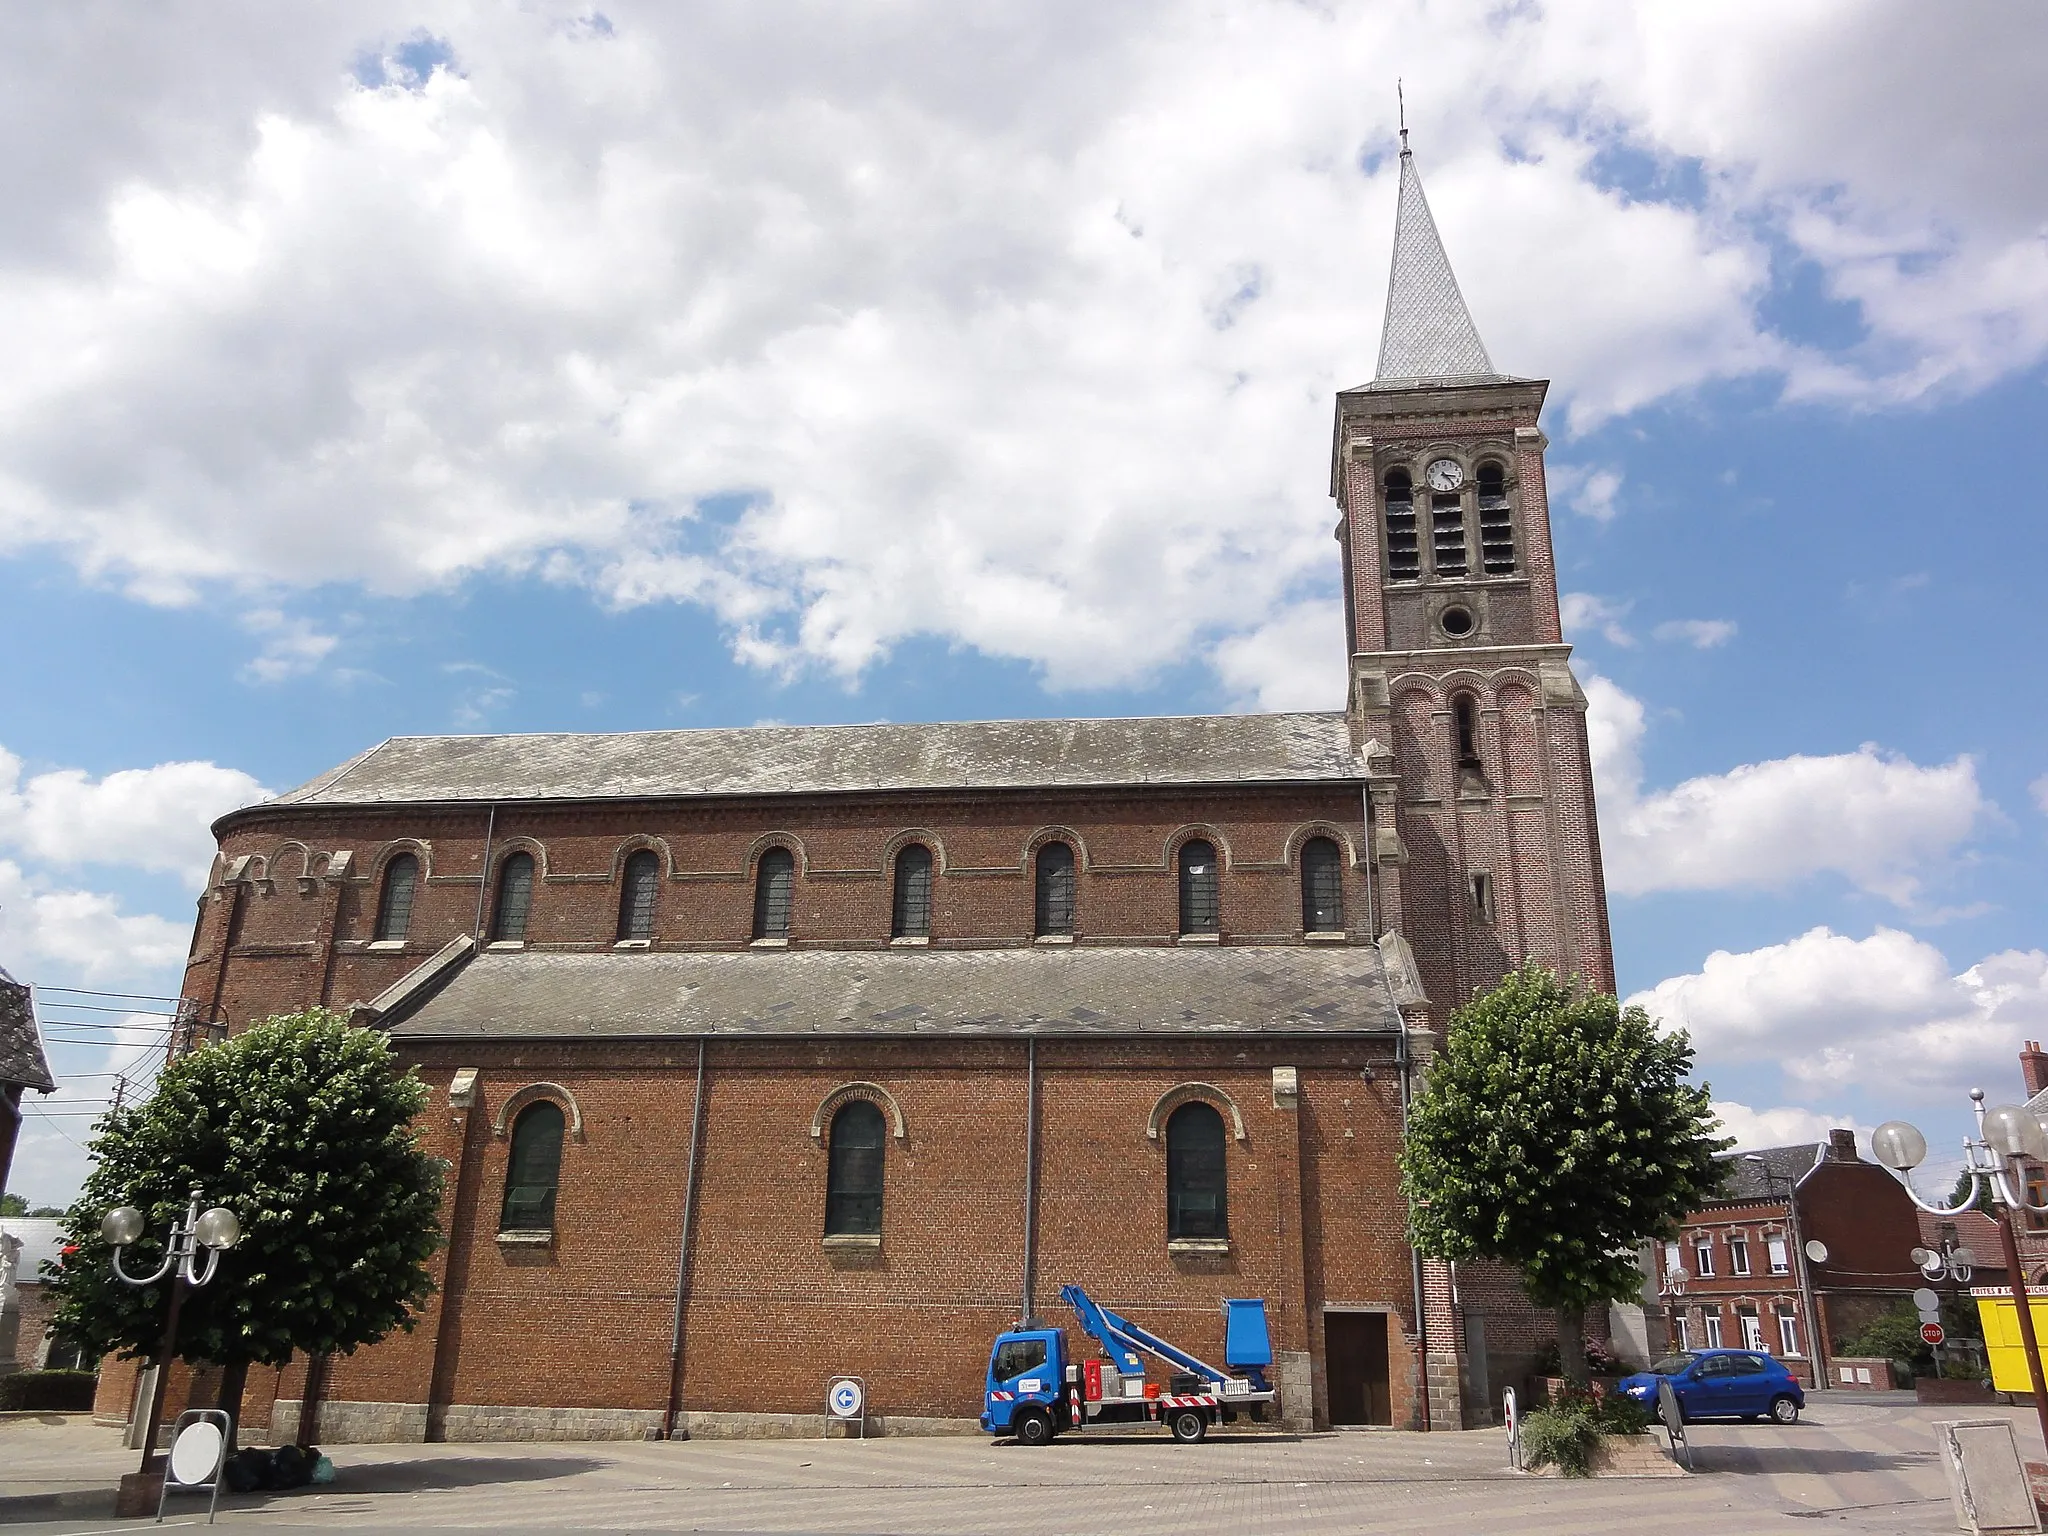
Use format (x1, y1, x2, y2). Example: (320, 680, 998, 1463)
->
(1368, 140, 1525, 391)
(1710, 1142, 1823, 1203)
(248, 713, 1362, 817)
(0, 1218, 68, 1284)
(0, 968, 55, 1094)
(383, 944, 1406, 1041)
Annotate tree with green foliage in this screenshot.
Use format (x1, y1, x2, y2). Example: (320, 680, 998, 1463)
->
(0, 1193, 64, 1217)
(48, 1009, 444, 1438)
(1400, 963, 1729, 1387)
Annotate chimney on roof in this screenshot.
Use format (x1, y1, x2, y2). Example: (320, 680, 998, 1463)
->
(1828, 1128, 1859, 1162)
(2024, 1041, 2048, 1098)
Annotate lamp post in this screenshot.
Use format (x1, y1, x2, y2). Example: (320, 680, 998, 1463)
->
(1871, 1089, 2048, 1452)
(103, 1188, 241, 1500)
(1744, 1154, 1827, 1391)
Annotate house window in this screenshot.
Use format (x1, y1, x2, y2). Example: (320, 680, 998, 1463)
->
(825, 1099, 885, 1237)
(1702, 1311, 1723, 1349)
(1693, 1237, 1714, 1277)
(1034, 842, 1076, 936)
(374, 853, 418, 943)
(892, 845, 933, 938)
(499, 1100, 564, 1232)
(753, 848, 794, 940)
(1383, 470, 1419, 581)
(491, 852, 535, 942)
(1729, 1236, 1751, 1277)
(1166, 1101, 1228, 1240)
(1674, 1313, 1691, 1350)
(618, 850, 660, 942)
(1431, 490, 1468, 577)
(1739, 1307, 1765, 1352)
(1663, 1242, 1683, 1276)
(1766, 1235, 1789, 1275)
(2029, 1172, 2048, 1230)
(1178, 840, 1220, 935)
(1777, 1309, 1802, 1357)
(1477, 461, 1516, 575)
(1300, 837, 1344, 933)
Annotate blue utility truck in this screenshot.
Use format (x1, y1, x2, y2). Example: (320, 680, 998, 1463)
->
(980, 1284, 1277, 1445)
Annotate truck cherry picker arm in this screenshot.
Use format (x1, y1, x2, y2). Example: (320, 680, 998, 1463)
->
(1058, 1284, 1272, 1393)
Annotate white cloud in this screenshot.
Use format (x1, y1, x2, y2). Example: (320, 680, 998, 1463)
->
(239, 608, 339, 683)
(0, 858, 190, 980)
(1550, 464, 1627, 523)
(2031, 774, 2048, 816)
(1209, 599, 1346, 712)
(0, 5, 2040, 687)
(1709, 1101, 1862, 1155)
(1653, 618, 1737, 649)
(0, 747, 268, 886)
(1561, 592, 1636, 648)
(1585, 675, 1983, 903)
(1632, 927, 2048, 1099)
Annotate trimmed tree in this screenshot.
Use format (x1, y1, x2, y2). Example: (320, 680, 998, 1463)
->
(1400, 963, 1728, 1388)
(48, 1009, 444, 1440)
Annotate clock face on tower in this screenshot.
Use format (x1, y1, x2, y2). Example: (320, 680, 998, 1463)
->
(1425, 458, 1464, 492)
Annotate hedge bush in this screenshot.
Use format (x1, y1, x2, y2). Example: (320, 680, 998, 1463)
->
(1520, 1390, 1652, 1477)
(0, 1369, 98, 1412)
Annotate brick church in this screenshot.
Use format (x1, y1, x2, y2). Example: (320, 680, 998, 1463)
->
(137, 135, 1616, 1441)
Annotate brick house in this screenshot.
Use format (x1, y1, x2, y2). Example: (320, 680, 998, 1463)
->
(101, 137, 1621, 1443)
(1659, 1131, 1925, 1387)
(1, 1218, 78, 1376)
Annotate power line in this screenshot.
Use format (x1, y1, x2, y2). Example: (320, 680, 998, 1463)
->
(31, 985, 188, 1005)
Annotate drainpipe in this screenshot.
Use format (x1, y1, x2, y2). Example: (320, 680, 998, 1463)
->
(1021, 1037, 1040, 1325)
(661, 1038, 709, 1439)
(1397, 1023, 1431, 1431)
(471, 805, 498, 938)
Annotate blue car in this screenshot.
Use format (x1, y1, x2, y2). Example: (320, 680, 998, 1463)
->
(1616, 1349, 1805, 1424)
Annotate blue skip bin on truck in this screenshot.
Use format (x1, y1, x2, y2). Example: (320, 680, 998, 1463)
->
(981, 1284, 1276, 1445)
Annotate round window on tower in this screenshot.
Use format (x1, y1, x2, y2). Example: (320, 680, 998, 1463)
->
(1439, 606, 1476, 639)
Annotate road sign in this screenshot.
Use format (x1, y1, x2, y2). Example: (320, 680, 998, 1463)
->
(1922, 1322, 1946, 1346)
(1913, 1287, 1941, 1315)
(828, 1378, 864, 1418)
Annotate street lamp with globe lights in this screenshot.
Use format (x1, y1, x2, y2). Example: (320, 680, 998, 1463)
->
(103, 1188, 241, 1501)
(1871, 1089, 2048, 1450)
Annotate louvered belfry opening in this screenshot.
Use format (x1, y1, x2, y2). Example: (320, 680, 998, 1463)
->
(1383, 469, 1419, 581)
(1478, 461, 1516, 574)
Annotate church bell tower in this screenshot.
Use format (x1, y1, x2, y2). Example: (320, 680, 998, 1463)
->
(1336, 133, 1615, 1017)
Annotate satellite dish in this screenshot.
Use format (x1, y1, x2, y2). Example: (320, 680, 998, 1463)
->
(1805, 1239, 1829, 1264)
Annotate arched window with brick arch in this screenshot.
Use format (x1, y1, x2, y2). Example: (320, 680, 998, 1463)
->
(1034, 841, 1076, 937)
(491, 851, 535, 942)
(500, 1099, 564, 1233)
(753, 847, 794, 940)
(891, 844, 932, 939)
(618, 849, 660, 942)
(1166, 1101, 1228, 1240)
(825, 1098, 886, 1236)
(374, 853, 418, 943)
(1178, 840, 1220, 936)
(1300, 837, 1344, 934)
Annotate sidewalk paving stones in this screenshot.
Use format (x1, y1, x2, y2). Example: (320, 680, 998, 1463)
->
(0, 1399, 2024, 1534)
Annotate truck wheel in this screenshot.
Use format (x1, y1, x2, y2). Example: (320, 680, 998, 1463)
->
(1015, 1411, 1054, 1447)
(1169, 1409, 1208, 1444)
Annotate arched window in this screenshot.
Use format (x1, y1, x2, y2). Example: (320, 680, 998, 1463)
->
(753, 847, 794, 940)
(825, 1098, 885, 1236)
(1383, 469, 1419, 581)
(1034, 842, 1076, 936)
(374, 853, 418, 943)
(491, 851, 535, 943)
(500, 1099, 564, 1232)
(1301, 837, 1344, 934)
(1453, 695, 1485, 795)
(1166, 1101, 1227, 1240)
(1477, 461, 1515, 575)
(618, 849, 660, 941)
(1178, 840, 1219, 936)
(891, 844, 932, 938)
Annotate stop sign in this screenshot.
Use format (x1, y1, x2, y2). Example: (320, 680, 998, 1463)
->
(1921, 1322, 1946, 1346)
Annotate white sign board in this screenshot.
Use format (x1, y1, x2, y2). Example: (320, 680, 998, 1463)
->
(828, 1379, 865, 1419)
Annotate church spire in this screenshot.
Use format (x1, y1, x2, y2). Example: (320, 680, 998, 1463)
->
(1373, 131, 1499, 385)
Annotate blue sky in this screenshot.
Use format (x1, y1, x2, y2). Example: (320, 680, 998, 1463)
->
(3, 1, 2044, 1202)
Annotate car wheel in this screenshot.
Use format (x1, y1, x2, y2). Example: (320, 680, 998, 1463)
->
(1770, 1395, 1799, 1425)
(1170, 1409, 1208, 1444)
(1015, 1411, 1053, 1447)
